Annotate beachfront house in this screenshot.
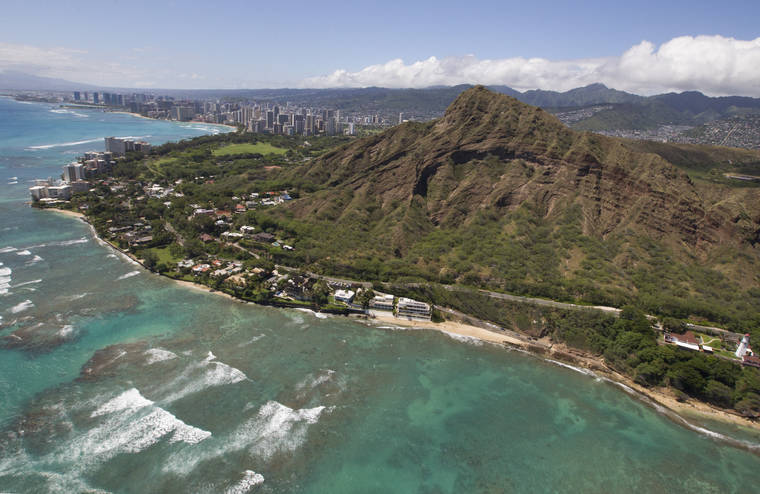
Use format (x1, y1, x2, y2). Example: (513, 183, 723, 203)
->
(369, 293, 395, 314)
(396, 297, 432, 320)
(334, 289, 355, 304)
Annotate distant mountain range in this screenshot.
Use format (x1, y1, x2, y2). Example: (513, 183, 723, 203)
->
(0, 70, 99, 92)
(4, 71, 760, 137)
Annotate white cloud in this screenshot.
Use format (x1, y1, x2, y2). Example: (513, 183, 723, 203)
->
(302, 35, 760, 97)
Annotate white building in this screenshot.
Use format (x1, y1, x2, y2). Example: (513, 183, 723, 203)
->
(369, 293, 395, 312)
(334, 289, 355, 304)
(29, 185, 48, 201)
(397, 297, 431, 320)
(736, 333, 752, 358)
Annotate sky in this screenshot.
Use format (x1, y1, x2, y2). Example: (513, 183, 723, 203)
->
(1, 0, 759, 95)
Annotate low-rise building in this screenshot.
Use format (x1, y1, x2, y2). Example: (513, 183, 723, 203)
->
(664, 331, 701, 351)
(221, 231, 244, 240)
(334, 289, 355, 304)
(251, 232, 275, 243)
(397, 297, 431, 320)
(369, 293, 395, 312)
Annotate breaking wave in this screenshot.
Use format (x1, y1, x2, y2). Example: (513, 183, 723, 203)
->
(158, 351, 248, 403)
(225, 470, 265, 493)
(441, 330, 484, 346)
(145, 348, 178, 364)
(116, 270, 141, 280)
(0, 264, 12, 295)
(27, 138, 102, 150)
(163, 400, 327, 476)
(9, 299, 34, 314)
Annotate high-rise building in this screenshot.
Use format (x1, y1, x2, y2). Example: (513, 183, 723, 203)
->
(63, 162, 85, 182)
(172, 106, 195, 121)
(325, 117, 337, 136)
(305, 114, 314, 136)
(293, 114, 305, 135)
(92, 92, 99, 104)
(105, 137, 127, 155)
(73, 91, 80, 101)
(398, 112, 404, 125)
(266, 110, 274, 129)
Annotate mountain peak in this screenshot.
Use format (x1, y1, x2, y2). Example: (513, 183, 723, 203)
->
(437, 86, 566, 141)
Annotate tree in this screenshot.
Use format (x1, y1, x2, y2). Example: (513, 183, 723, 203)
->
(734, 393, 760, 418)
(311, 279, 330, 306)
(667, 362, 706, 395)
(702, 380, 734, 408)
(142, 250, 158, 270)
(184, 239, 205, 258)
(356, 288, 375, 309)
(169, 242, 184, 259)
(634, 359, 667, 387)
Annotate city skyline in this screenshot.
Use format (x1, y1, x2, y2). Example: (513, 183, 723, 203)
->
(1, 0, 759, 96)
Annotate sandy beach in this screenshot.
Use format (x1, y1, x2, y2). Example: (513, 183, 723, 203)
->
(368, 312, 531, 347)
(110, 111, 238, 131)
(171, 278, 245, 303)
(44, 208, 86, 219)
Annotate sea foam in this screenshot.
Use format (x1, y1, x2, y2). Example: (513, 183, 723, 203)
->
(116, 270, 141, 280)
(0, 264, 13, 295)
(145, 348, 178, 364)
(27, 138, 101, 150)
(158, 352, 248, 403)
(86, 388, 211, 453)
(243, 401, 326, 460)
(163, 400, 327, 476)
(9, 299, 34, 314)
(226, 470, 265, 493)
(92, 388, 153, 417)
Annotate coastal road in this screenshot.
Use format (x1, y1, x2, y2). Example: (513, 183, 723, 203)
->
(275, 265, 372, 288)
(401, 282, 622, 315)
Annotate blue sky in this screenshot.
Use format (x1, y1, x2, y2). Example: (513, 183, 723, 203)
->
(1, 0, 759, 94)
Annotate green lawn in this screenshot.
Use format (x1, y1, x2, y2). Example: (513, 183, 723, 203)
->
(146, 246, 182, 265)
(696, 333, 723, 349)
(212, 142, 287, 156)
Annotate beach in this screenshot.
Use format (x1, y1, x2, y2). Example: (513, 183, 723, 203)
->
(110, 111, 238, 131)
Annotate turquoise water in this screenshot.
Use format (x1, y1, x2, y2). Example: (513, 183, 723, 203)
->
(0, 97, 759, 493)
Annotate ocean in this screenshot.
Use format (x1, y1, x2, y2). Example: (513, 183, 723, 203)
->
(0, 96, 759, 493)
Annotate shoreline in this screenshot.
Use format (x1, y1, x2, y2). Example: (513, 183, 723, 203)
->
(358, 311, 760, 435)
(109, 111, 238, 131)
(41, 206, 760, 440)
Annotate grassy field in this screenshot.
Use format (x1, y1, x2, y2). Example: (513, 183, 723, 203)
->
(146, 246, 182, 265)
(212, 142, 287, 156)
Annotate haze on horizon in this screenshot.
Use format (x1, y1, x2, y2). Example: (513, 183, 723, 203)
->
(1, 0, 759, 96)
